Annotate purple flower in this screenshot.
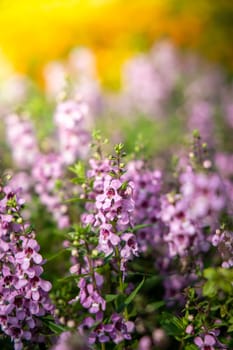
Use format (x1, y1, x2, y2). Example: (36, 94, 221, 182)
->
(120, 233, 139, 260)
(194, 334, 216, 350)
(109, 313, 134, 344)
(98, 224, 120, 255)
(15, 238, 43, 270)
(78, 278, 106, 314)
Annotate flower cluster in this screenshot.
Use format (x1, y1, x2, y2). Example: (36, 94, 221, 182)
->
(32, 153, 70, 229)
(76, 273, 106, 314)
(124, 160, 163, 253)
(160, 166, 226, 258)
(4, 114, 39, 169)
(83, 148, 138, 273)
(78, 311, 134, 345)
(53, 310, 134, 349)
(79, 148, 138, 268)
(179, 167, 225, 226)
(54, 100, 90, 165)
(95, 175, 135, 255)
(81, 157, 111, 226)
(0, 183, 54, 350)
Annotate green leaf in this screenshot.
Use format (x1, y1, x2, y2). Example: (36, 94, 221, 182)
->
(203, 281, 216, 297)
(42, 317, 68, 334)
(45, 249, 67, 262)
(220, 304, 228, 318)
(103, 251, 114, 264)
(116, 294, 126, 313)
(203, 267, 233, 296)
(227, 324, 233, 333)
(125, 277, 145, 305)
(160, 312, 184, 339)
(105, 294, 118, 303)
(69, 161, 85, 177)
(185, 344, 198, 350)
(146, 300, 165, 312)
(57, 272, 88, 283)
(132, 223, 153, 232)
(65, 197, 87, 203)
(120, 181, 129, 191)
(46, 321, 68, 334)
(69, 162, 86, 184)
(203, 268, 217, 279)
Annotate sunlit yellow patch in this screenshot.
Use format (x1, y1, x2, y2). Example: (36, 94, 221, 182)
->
(0, 0, 231, 84)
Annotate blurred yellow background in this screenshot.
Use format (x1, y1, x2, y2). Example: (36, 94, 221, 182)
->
(0, 0, 232, 86)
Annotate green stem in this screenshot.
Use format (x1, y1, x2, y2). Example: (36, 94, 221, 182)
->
(85, 241, 97, 290)
(101, 343, 106, 350)
(115, 246, 129, 320)
(178, 340, 184, 350)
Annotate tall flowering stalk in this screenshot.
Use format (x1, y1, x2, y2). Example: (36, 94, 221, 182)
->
(62, 140, 138, 347)
(80, 141, 138, 277)
(0, 178, 54, 350)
